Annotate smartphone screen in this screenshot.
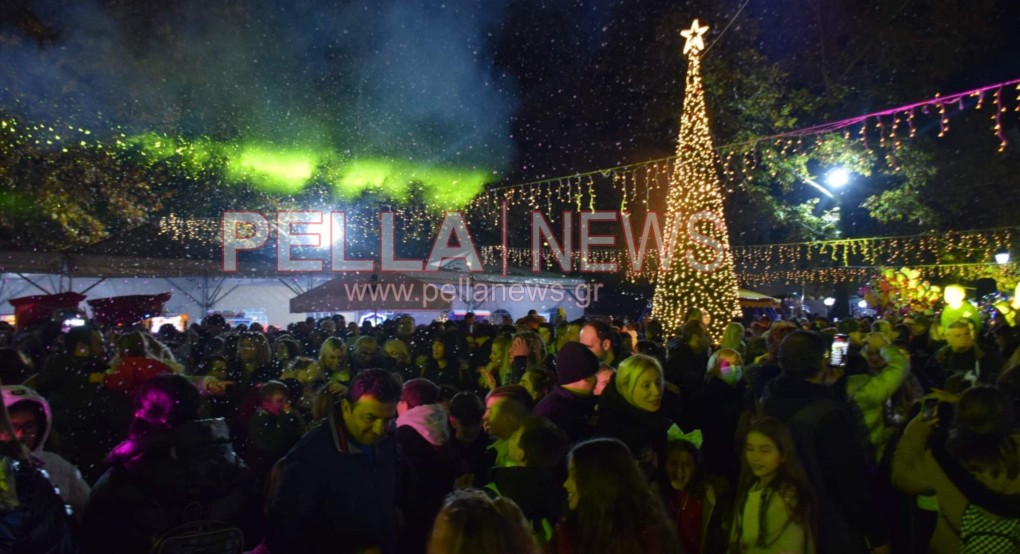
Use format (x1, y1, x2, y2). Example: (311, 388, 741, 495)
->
(830, 334, 849, 367)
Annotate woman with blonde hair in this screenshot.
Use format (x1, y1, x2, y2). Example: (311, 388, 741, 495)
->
(596, 354, 673, 465)
(318, 336, 354, 389)
(719, 322, 746, 357)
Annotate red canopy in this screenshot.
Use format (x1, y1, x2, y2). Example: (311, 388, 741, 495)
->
(8, 292, 87, 330)
(87, 292, 172, 326)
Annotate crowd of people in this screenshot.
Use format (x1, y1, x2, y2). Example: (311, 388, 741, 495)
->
(0, 304, 1017, 553)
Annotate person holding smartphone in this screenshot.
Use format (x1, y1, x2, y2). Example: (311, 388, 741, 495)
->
(846, 332, 912, 462)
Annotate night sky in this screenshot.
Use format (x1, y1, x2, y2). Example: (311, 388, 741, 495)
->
(2, 0, 1019, 235)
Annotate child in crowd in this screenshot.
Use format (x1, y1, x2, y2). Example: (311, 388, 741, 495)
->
(245, 381, 305, 482)
(485, 416, 568, 543)
(660, 438, 727, 554)
(427, 489, 537, 554)
(553, 438, 679, 554)
(731, 417, 816, 554)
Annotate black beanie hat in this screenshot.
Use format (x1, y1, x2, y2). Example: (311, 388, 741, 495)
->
(555, 342, 600, 385)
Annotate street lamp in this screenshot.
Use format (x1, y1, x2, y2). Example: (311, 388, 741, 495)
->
(802, 167, 850, 200)
(825, 167, 850, 188)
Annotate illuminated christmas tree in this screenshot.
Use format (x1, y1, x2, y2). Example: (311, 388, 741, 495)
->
(651, 20, 742, 339)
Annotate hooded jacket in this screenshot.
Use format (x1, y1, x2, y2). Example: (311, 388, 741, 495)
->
(2, 386, 91, 515)
(396, 404, 450, 447)
(395, 404, 458, 554)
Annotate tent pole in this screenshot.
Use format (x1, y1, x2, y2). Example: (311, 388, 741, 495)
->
(163, 278, 204, 308)
(78, 278, 107, 295)
(14, 273, 53, 295)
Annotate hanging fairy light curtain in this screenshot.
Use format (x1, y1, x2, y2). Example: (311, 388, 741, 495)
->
(481, 226, 1018, 279)
(739, 262, 1018, 289)
(159, 77, 1020, 250)
(468, 76, 1020, 220)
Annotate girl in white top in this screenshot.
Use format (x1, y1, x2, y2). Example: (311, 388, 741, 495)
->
(730, 417, 816, 554)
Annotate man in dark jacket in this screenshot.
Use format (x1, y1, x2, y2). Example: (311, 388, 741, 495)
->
(762, 331, 890, 554)
(267, 369, 402, 554)
(921, 318, 1002, 391)
(533, 342, 599, 444)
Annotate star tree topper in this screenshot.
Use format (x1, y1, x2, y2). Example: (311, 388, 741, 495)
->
(680, 19, 709, 55)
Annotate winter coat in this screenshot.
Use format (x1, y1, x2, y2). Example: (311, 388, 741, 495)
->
(891, 417, 1020, 554)
(683, 377, 747, 484)
(1, 386, 91, 516)
(533, 387, 596, 444)
(35, 353, 133, 483)
(81, 418, 264, 553)
(922, 344, 1003, 391)
(664, 341, 709, 391)
(0, 454, 76, 553)
(244, 408, 304, 482)
(448, 431, 492, 487)
(595, 375, 672, 465)
(420, 359, 469, 393)
(486, 466, 565, 542)
(845, 345, 909, 460)
(762, 374, 888, 553)
(266, 402, 398, 554)
(395, 404, 458, 554)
